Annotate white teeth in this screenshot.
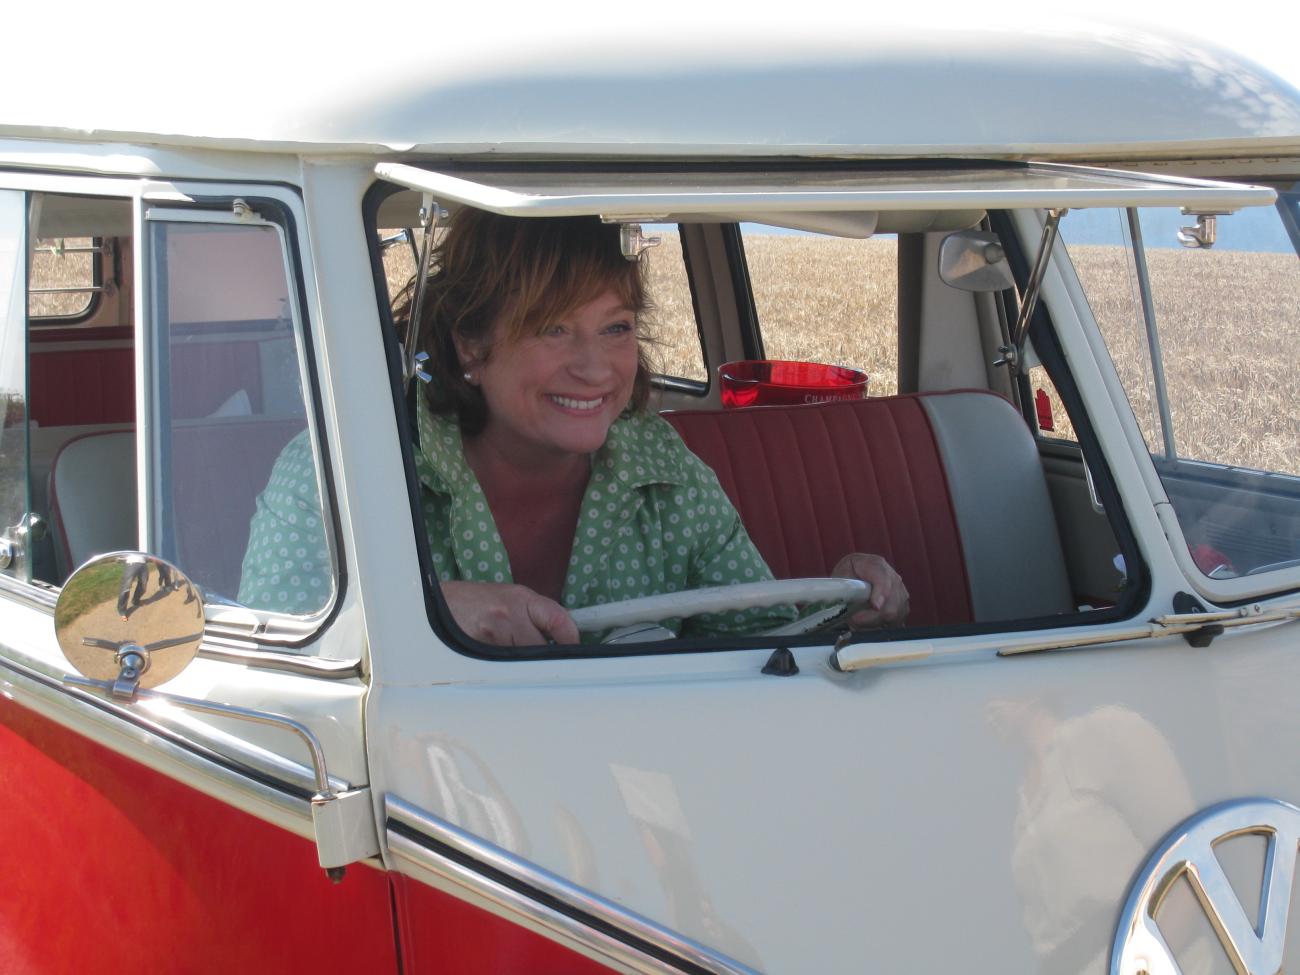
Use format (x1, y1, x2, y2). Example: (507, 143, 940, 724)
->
(551, 395, 602, 410)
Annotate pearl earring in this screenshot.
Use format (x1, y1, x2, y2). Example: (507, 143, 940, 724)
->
(463, 371, 473, 382)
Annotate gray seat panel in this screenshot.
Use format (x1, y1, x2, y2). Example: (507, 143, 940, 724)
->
(920, 392, 1073, 621)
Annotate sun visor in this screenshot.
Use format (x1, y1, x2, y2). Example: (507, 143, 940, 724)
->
(374, 161, 1276, 233)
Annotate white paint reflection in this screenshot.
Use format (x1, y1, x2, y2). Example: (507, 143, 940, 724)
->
(611, 763, 759, 968)
(422, 737, 525, 853)
(991, 699, 1195, 974)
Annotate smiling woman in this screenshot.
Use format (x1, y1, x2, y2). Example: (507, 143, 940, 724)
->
(241, 210, 906, 645)
(412, 212, 908, 645)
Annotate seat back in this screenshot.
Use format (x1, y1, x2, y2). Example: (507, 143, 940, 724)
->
(47, 418, 304, 600)
(48, 430, 137, 577)
(663, 391, 1073, 626)
(168, 416, 306, 601)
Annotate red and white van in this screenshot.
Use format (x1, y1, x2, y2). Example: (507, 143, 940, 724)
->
(1, 16, 1298, 975)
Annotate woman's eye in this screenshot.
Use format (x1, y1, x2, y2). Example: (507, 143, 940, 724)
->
(605, 320, 633, 335)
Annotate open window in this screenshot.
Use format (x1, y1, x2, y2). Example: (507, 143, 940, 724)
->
(366, 162, 1275, 657)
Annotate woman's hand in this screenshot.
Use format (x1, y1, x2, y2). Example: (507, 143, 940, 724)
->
(441, 581, 580, 645)
(831, 553, 909, 628)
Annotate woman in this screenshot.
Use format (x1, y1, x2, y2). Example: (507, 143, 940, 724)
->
(242, 210, 908, 644)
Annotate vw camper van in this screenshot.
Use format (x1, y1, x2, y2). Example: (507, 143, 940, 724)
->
(1, 18, 1298, 975)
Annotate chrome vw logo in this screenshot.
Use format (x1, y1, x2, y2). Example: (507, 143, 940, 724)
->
(1112, 798, 1300, 975)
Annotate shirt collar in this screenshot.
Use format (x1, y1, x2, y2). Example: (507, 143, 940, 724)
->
(415, 398, 690, 496)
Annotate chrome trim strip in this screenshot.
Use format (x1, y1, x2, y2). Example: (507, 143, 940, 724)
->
(0, 650, 320, 833)
(0, 573, 57, 610)
(0, 577, 360, 680)
(196, 642, 363, 679)
(386, 795, 762, 975)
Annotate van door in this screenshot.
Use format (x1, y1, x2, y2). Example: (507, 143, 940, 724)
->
(0, 179, 396, 973)
(357, 166, 1300, 975)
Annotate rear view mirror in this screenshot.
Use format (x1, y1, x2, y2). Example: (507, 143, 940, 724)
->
(939, 231, 1014, 292)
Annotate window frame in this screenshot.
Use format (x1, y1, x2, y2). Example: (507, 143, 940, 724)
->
(0, 170, 346, 654)
(366, 180, 1163, 662)
(1040, 200, 1300, 604)
(27, 234, 106, 326)
(991, 207, 1151, 624)
(139, 187, 345, 646)
(640, 222, 711, 394)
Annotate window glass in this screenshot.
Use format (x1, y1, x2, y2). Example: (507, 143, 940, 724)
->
(1138, 201, 1300, 476)
(148, 218, 333, 614)
(1061, 198, 1300, 580)
(742, 226, 898, 395)
(638, 224, 705, 383)
(0, 190, 30, 583)
(1026, 363, 1078, 443)
(1059, 208, 1163, 452)
(28, 237, 99, 320)
(379, 227, 418, 309)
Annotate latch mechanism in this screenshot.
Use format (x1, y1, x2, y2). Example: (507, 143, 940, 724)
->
(1177, 211, 1228, 248)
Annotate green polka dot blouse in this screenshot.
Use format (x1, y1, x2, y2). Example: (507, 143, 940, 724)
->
(239, 399, 796, 639)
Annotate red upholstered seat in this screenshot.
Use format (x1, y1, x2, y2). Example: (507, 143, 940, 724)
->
(663, 395, 976, 627)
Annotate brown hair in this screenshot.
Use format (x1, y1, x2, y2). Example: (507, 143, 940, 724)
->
(394, 210, 654, 435)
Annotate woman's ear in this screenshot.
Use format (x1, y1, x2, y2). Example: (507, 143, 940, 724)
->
(453, 334, 487, 384)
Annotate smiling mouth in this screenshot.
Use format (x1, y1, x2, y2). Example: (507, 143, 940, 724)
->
(548, 394, 605, 411)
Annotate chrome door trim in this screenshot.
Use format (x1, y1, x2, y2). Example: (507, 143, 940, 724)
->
(0, 576, 360, 679)
(195, 642, 362, 679)
(0, 647, 320, 838)
(386, 794, 762, 975)
(1112, 797, 1300, 975)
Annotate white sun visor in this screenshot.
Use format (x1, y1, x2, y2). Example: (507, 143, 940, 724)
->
(375, 161, 1276, 234)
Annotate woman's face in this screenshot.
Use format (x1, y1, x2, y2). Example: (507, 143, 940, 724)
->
(468, 287, 640, 464)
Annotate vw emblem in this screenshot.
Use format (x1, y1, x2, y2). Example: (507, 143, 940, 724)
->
(1112, 798, 1300, 975)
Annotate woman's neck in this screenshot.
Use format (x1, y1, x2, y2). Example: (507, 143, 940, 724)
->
(461, 430, 591, 496)
(461, 431, 591, 602)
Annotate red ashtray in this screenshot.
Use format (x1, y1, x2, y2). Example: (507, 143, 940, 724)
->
(718, 360, 869, 409)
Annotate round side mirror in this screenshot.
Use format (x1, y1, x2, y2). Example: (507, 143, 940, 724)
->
(54, 552, 204, 690)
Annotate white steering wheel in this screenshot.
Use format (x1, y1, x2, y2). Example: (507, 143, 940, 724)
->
(568, 578, 871, 642)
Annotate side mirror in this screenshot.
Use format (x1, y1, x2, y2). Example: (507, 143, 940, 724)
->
(55, 552, 203, 697)
(939, 231, 1015, 293)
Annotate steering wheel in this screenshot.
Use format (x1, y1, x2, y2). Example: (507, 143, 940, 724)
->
(568, 578, 871, 642)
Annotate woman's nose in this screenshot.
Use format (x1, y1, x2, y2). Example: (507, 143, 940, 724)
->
(566, 336, 614, 381)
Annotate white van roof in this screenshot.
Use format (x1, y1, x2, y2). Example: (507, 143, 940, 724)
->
(3, 18, 1298, 164)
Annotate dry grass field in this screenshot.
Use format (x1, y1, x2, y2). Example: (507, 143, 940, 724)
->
(1068, 244, 1299, 475)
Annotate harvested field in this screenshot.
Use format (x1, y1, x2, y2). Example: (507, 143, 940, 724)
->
(1067, 244, 1300, 476)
